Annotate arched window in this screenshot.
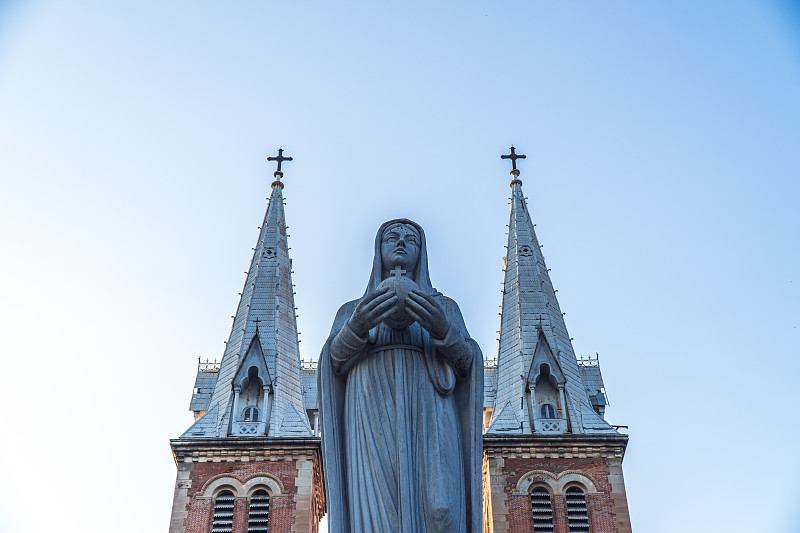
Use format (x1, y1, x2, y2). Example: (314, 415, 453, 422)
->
(243, 406, 259, 422)
(566, 486, 590, 532)
(530, 486, 554, 531)
(247, 489, 270, 532)
(211, 489, 235, 533)
(540, 403, 556, 419)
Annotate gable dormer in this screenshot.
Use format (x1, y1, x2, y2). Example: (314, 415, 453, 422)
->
(230, 332, 273, 436)
(525, 328, 569, 434)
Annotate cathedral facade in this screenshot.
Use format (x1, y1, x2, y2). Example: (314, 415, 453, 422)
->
(168, 154, 633, 533)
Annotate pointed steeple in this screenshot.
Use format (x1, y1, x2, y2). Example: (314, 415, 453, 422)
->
(487, 148, 616, 435)
(183, 151, 311, 438)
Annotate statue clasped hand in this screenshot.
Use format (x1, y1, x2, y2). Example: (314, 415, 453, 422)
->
(348, 285, 398, 338)
(406, 289, 450, 340)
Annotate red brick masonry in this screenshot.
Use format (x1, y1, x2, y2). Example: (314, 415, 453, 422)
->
(169, 438, 324, 533)
(483, 434, 631, 533)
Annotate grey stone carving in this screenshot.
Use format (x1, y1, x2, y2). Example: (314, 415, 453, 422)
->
(319, 219, 484, 533)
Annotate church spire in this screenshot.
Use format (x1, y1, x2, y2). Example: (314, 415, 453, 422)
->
(182, 149, 312, 438)
(487, 148, 615, 435)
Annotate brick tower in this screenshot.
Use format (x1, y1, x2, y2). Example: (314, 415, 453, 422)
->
(482, 149, 632, 533)
(168, 154, 324, 533)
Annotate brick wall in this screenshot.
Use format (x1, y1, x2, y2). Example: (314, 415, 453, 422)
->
(171, 437, 630, 533)
(484, 435, 631, 533)
(501, 457, 615, 533)
(183, 460, 299, 533)
(169, 438, 324, 533)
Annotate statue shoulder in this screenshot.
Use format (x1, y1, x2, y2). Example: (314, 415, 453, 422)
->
(335, 299, 358, 318)
(438, 294, 462, 314)
(327, 299, 358, 336)
(436, 294, 474, 340)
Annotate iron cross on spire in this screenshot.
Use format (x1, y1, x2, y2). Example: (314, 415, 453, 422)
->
(501, 146, 526, 182)
(267, 147, 293, 181)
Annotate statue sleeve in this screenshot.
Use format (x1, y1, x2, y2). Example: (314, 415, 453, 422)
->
(329, 302, 367, 375)
(331, 321, 365, 354)
(430, 297, 476, 380)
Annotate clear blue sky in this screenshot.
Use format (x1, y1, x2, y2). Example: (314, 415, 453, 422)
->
(0, 1, 798, 532)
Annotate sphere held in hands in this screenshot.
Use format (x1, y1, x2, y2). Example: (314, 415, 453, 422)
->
(376, 275, 419, 329)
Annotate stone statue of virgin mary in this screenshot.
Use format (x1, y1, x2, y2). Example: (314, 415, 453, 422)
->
(318, 219, 483, 533)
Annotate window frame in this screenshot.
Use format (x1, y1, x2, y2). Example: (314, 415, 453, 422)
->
(565, 484, 590, 533)
(530, 485, 555, 532)
(246, 488, 270, 533)
(540, 403, 556, 419)
(210, 488, 236, 533)
(242, 406, 260, 422)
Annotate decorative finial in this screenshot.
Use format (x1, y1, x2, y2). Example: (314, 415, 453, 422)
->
(267, 147, 293, 188)
(501, 145, 526, 186)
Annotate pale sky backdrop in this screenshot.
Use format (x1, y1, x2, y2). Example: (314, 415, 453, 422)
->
(1, 1, 798, 532)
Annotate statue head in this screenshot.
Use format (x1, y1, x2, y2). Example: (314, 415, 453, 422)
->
(363, 218, 435, 298)
(380, 221, 421, 275)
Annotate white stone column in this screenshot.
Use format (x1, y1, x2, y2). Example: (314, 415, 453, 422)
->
(558, 384, 567, 429)
(260, 386, 269, 420)
(263, 386, 272, 435)
(232, 387, 241, 433)
(525, 387, 535, 433)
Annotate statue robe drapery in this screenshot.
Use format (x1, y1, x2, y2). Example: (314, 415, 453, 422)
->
(319, 219, 483, 533)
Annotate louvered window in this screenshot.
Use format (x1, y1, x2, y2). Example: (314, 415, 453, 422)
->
(530, 486, 554, 531)
(541, 404, 556, 419)
(211, 490, 235, 533)
(566, 486, 590, 532)
(247, 489, 270, 532)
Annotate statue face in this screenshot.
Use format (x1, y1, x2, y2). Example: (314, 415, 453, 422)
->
(381, 223, 420, 274)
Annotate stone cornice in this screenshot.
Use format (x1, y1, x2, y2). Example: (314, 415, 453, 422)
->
(170, 437, 321, 465)
(483, 433, 628, 460)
